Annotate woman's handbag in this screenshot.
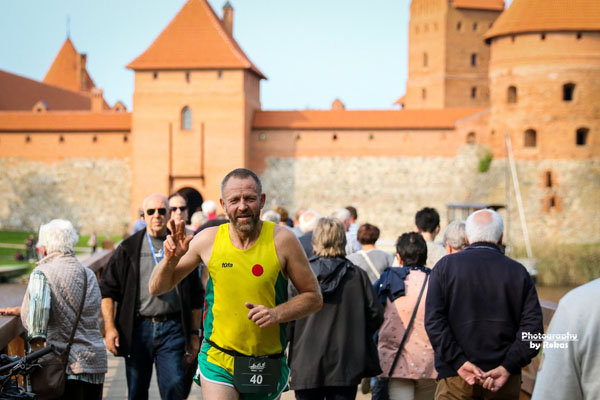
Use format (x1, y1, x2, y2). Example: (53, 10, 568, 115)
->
(29, 268, 88, 399)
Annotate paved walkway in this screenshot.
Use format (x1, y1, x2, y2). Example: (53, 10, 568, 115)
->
(102, 352, 370, 399)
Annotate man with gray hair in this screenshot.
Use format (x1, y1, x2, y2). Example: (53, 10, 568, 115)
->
(100, 193, 203, 400)
(442, 220, 467, 254)
(425, 209, 543, 400)
(297, 209, 321, 258)
(331, 207, 362, 255)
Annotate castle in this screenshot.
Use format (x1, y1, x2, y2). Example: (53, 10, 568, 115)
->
(0, 0, 598, 246)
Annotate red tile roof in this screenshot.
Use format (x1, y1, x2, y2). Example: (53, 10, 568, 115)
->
(453, 0, 505, 11)
(253, 109, 486, 130)
(0, 69, 91, 111)
(43, 38, 96, 93)
(485, 0, 600, 41)
(127, 0, 265, 79)
(0, 111, 131, 132)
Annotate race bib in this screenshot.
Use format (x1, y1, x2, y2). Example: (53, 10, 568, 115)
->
(233, 354, 281, 393)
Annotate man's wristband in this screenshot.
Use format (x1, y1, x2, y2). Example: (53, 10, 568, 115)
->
(191, 329, 202, 336)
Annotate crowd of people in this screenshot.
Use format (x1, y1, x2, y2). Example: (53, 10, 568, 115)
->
(0, 167, 596, 400)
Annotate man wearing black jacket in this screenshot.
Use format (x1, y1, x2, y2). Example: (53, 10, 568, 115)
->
(425, 209, 543, 400)
(100, 193, 202, 400)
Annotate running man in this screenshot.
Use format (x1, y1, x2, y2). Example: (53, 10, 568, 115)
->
(149, 168, 323, 400)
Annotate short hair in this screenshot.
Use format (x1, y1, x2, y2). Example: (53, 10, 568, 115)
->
(345, 206, 358, 220)
(190, 211, 206, 227)
(38, 219, 79, 255)
(262, 210, 281, 224)
(443, 220, 467, 251)
(466, 209, 504, 244)
(221, 168, 262, 196)
(299, 210, 321, 233)
(357, 223, 380, 245)
(143, 193, 169, 211)
(396, 232, 427, 267)
(273, 206, 289, 222)
(415, 207, 440, 233)
(312, 218, 346, 258)
(331, 208, 351, 223)
(201, 200, 217, 214)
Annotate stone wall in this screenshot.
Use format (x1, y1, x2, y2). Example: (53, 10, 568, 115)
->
(0, 158, 131, 236)
(260, 146, 600, 247)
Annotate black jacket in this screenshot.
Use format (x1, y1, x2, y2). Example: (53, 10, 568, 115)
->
(424, 242, 543, 378)
(288, 256, 384, 389)
(99, 229, 203, 357)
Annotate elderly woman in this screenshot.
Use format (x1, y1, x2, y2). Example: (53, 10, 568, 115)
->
(348, 223, 395, 283)
(0, 219, 107, 399)
(288, 217, 384, 400)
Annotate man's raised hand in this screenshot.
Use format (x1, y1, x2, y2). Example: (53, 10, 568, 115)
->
(164, 220, 193, 260)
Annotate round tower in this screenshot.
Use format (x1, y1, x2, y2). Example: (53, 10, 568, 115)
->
(484, 0, 600, 160)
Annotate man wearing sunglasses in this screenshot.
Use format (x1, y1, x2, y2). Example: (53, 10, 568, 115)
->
(100, 193, 203, 400)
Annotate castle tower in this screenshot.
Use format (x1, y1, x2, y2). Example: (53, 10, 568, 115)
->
(405, 0, 503, 109)
(126, 0, 265, 217)
(484, 0, 600, 160)
(43, 38, 97, 94)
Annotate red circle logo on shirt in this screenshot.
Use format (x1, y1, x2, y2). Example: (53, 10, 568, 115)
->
(252, 264, 264, 277)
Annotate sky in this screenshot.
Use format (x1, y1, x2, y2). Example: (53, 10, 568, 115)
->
(0, 0, 510, 111)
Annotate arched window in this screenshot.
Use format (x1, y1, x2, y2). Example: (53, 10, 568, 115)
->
(507, 86, 517, 103)
(471, 86, 477, 99)
(473, 22, 478, 31)
(181, 106, 192, 130)
(563, 83, 575, 101)
(576, 127, 589, 146)
(524, 129, 537, 147)
(423, 52, 428, 67)
(457, 21, 462, 31)
(422, 88, 427, 100)
(466, 132, 476, 144)
(545, 171, 553, 188)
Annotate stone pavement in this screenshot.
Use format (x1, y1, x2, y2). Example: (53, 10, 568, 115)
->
(102, 351, 370, 399)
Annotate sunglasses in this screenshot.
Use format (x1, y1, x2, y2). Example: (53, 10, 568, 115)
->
(146, 208, 167, 216)
(171, 206, 187, 212)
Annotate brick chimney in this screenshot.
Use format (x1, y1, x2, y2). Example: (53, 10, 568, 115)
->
(222, 1, 233, 35)
(91, 88, 104, 112)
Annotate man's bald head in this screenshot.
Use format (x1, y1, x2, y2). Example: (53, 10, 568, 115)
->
(143, 193, 169, 212)
(465, 209, 503, 244)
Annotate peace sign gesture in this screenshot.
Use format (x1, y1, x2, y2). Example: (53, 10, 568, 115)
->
(164, 219, 193, 260)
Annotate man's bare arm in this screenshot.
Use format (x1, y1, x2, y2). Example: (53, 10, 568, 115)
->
(149, 220, 202, 296)
(247, 227, 322, 328)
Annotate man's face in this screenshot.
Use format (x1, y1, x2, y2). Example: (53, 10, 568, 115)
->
(144, 195, 170, 237)
(220, 177, 265, 234)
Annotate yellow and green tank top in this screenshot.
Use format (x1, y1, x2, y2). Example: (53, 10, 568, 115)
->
(202, 221, 288, 373)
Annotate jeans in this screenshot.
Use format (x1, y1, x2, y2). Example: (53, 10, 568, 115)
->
(125, 319, 186, 400)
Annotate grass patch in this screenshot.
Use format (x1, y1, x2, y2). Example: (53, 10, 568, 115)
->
(511, 243, 600, 286)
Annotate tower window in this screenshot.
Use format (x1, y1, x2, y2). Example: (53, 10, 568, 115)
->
(153, 71, 158, 80)
(545, 171, 553, 188)
(185, 71, 190, 83)
(507, 86, 517, 103)
(549, 196, 556, 208)
(457, 21, 462, 31)
(471, 53, 477, 67)
(524, 129, 537, 147)
(541, 33, 546, 40)
(422, 88, 427, 100)
(563, 83, 575, 101)
(473, 22, 478, 31)
(471, 87, 477, 99)
(423, 52, 428, 67)
(181, 106, 192, 130)
(576, 32, 582, 39)
(576, 127, 589, 146)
